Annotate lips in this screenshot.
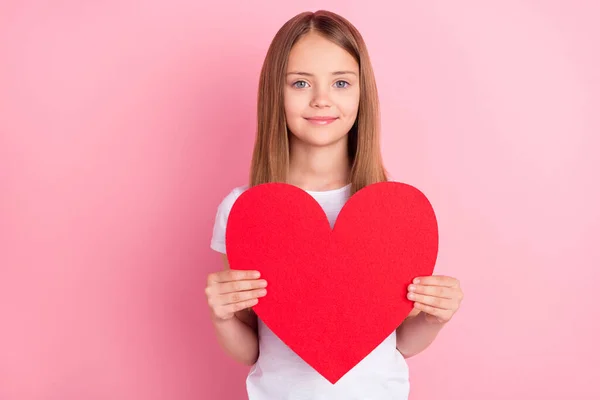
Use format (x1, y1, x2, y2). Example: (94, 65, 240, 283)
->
(305, 116, 338, 125)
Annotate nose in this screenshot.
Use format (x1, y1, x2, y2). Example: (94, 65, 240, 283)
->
(310, 87, 332, 108)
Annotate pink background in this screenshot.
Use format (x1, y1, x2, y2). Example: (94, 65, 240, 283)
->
(1, 1, 599, 399)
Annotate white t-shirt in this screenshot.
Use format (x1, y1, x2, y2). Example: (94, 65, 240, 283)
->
(210, 183, 410, 400)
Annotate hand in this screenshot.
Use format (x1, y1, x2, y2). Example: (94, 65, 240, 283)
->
(205, 269, 267, 321)
(407, 275, 463, 324)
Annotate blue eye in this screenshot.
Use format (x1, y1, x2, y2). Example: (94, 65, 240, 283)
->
(293, 81, 308, 88)
(292, 80, 350, 89)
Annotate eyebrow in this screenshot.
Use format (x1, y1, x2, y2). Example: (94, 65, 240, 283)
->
(286, 70, 357, 77)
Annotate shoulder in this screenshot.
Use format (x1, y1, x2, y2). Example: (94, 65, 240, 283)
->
(210, 185, 249, 254)
(216, 184, 249, 214)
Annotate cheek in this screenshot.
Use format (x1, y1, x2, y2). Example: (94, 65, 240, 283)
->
(284, 91, 306, 117)
(338, 95, 360, 119)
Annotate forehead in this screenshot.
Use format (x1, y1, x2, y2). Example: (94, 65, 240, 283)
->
(287, 32, 358, 73)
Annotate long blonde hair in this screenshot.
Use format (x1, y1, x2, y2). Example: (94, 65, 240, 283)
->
(249, 10, 388, 195)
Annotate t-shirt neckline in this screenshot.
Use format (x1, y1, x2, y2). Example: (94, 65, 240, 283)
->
(304, 183, 352, 196)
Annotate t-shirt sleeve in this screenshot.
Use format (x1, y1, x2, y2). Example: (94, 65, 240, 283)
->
(210, 187, 244, 254)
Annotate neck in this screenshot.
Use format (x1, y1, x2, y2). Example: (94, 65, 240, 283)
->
(287, 135, 351, 192)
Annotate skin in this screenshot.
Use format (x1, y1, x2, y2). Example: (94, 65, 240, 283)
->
(205, 255, 264, 365)
(283, 31, 360, 191)
(205, 32, 464, 366)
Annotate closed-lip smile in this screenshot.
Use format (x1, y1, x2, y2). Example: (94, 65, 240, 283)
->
(305, 116, 338, 125)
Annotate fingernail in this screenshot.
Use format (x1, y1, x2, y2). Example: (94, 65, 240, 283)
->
(407, 293, 415, 300)
(413, 278, 420, 284)
(408, 285, 416, 291)
(259, 289, 267, 296)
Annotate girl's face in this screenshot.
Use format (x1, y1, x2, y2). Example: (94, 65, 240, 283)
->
(284, 32, 360, 148)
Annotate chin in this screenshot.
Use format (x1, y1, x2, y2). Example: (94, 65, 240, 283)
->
(290, 131, 349, 148)
(288, 119, 350, 146)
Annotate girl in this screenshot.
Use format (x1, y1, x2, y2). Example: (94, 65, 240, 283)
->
(205, 10, 463, 400)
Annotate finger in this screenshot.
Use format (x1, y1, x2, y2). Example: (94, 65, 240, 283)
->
(221, 288, 267, 306)
(407, 307, 421, 318)
(224, 298, 260, 314)
(413, 275, 459, 288)
(213, 297, 260, 319)
(413, 302, 453, 320)
(208, 269, 261, 284)
(408, 292, 455, 310)
(408, 284, 456, 299)
(217, 279, 268, 294)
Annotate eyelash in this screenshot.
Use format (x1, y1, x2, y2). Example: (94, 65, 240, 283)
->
(292, 80, 350, 89)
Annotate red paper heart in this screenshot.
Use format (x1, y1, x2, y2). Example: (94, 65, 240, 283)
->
(225, 181, 438, 383)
